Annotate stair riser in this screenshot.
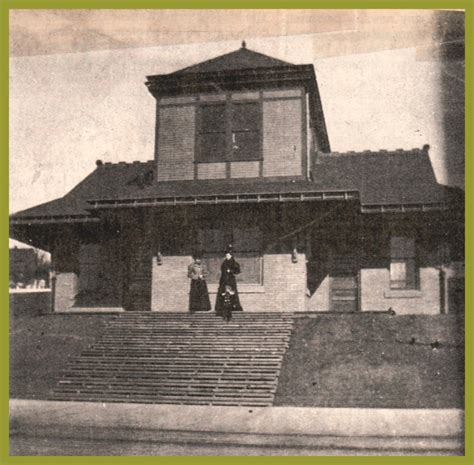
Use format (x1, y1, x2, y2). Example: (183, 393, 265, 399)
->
(53, 313, 294, 406)
(62, 376, 279, 382)
(59, 377, 279, 384)
(70, 364, 282, 371)
(68, 356, 284, 362)
(57, 384, 277, 393)
(51, 397, 272, 407)
(53, 390, 275, 400)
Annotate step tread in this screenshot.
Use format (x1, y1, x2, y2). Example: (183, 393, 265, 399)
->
(53, 313, 294, 407)
(59, 378, 278, 386)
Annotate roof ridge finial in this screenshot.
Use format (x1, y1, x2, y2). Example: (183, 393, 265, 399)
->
(241, 40, 246, 49)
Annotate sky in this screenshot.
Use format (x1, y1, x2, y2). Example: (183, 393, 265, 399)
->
(9, 10, 464, 248)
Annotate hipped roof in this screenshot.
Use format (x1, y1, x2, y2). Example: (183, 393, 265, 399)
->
(167, 45, 294, 75)
(10, 149, 460, 223)
(145, 45, 332, 153)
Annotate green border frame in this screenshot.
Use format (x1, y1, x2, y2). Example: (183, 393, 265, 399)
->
(0, 2, 471, 464)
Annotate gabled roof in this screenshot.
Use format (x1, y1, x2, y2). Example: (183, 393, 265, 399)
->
(169, 44, 294, 75)
(10, 149, 461, 225)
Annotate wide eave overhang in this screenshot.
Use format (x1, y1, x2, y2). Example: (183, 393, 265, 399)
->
(146, 65, 315, 97)
(10, 192, 453, 227)
(10, 214, 100, 226)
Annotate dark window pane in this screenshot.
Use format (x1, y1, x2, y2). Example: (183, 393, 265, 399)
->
(198, 228, 228, 253)
(200, 104, 226, 133)
(202, 254, 262, 284)
(405, 258, 417, 289)
(390, 236, 418, 290)
(199, 132, 226, 162)
(231, 131, 260, 160)
(232, 103, 260, 131)
(390, 236, 415, 259)
(199, 227, 262, 284)
(233, 227, 262, 252)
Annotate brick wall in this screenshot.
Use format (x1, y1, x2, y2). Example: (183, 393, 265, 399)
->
(155, 89, 305, 181)
(151, 256, 192, 312)
(256, 254, 307, 312)
(263, 99, 302, 177)
(51, 238, 79, 312)
(307, 265, 442, 315)
(230, 161, 260, 178)
(231, 91, 260, 100)
(197, 162, 226, 179)
(306, 275, 331, 311)
(151, 253, 307, 312)
(53, 239, 125, 312)
(53, 272, 78, 312)
(360, 267, 441, 315)
(263, 89, 302, 99)
(156, 105, 195, 181)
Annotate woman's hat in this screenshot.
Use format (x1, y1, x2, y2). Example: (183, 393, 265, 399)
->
(225, 244, 233, 254)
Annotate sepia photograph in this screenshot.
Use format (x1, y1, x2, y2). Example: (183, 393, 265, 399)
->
(8, 9, 465, 456)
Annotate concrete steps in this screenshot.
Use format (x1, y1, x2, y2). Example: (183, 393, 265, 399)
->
(52, 312, 294, 407)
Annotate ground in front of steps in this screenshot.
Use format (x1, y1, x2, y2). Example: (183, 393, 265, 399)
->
(10, 308, 464, 408)
(275, 314, 464, 408)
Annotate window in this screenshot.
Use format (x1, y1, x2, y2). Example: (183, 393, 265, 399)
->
(197, 100, 261, 163)
(231, 103, 260, 161)
(197, 226, 263, 284)
(198, 104, 226, 162)
(390, 236, 418, 289)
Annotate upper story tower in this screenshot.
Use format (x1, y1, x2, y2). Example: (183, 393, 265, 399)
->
(145, 43, 330, 182)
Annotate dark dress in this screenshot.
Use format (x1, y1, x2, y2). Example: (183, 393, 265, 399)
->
(188, 262, 211, 313)
(215, 257, 243, 315)
(221, 288, 238, 322)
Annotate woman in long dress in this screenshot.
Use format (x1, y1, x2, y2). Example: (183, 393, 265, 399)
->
(187, 255, 211, 313)
(215, 247, 243, 317)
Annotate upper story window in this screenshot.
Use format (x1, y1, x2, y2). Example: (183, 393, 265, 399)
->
(199, 103, 226, 162)
(197, 100, 261, 163)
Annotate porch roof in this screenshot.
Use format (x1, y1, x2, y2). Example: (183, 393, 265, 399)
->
(10, 149, 461, 225)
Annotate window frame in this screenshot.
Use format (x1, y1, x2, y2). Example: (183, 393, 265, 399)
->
(201, 252, 263, 285)
(196, 225, 263, 285)
(196, 103, 227, 163)
(196, 97, 263, 164)
(389, 236, 419, 290)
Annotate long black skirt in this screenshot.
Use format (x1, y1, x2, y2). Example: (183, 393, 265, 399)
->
(189, 279, 211, 313)
(215, 287, 243, 315)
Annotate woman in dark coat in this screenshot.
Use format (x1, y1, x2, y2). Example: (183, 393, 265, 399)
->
(187, 255, 211, 313)
(215, 247, 243, 317)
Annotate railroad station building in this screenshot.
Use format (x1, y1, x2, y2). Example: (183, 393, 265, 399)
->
(10, 44, 464, 315)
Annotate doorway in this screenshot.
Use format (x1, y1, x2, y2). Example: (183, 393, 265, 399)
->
(329, 255, 359, 313)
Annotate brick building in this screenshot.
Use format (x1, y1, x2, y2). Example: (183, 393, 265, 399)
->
(10, 44, 464, 314)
